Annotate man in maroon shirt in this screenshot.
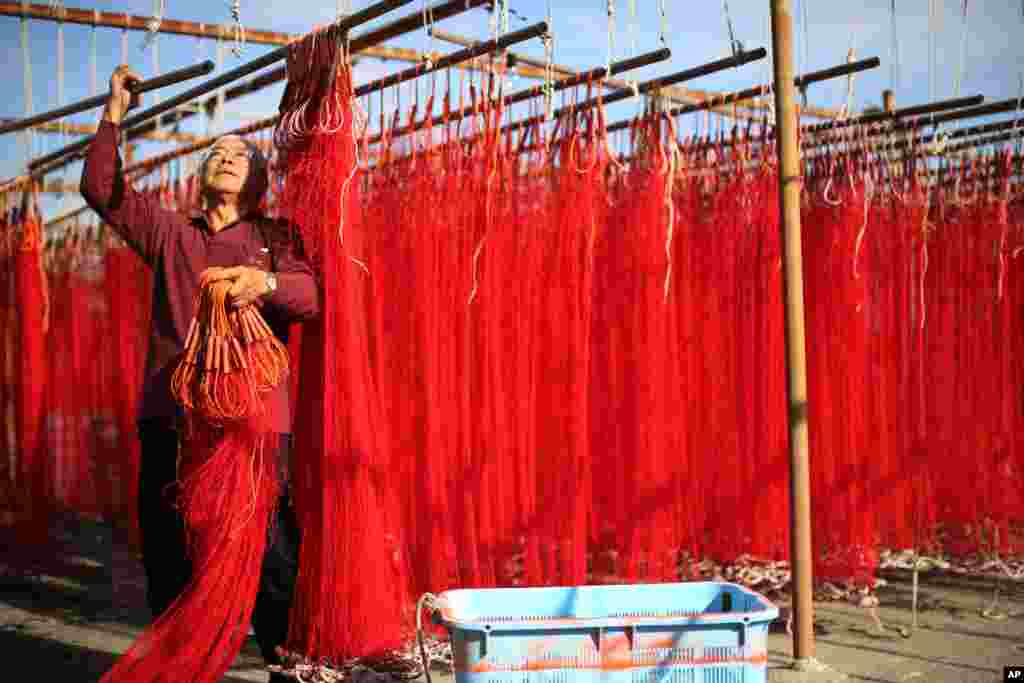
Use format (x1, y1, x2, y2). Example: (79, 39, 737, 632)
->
(80, 66, 319, 676)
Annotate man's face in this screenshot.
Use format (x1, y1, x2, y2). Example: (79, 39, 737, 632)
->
(203, 136, 252, 197)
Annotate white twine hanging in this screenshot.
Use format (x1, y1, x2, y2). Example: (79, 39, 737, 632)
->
(657, 0, 668, 48)
(214, 31, 226, 134)
(144, 0, 165, 48)
(663, 129, 679, 302)
(952, 0, 969, 130)
(542, 0, 554, 123)
(889, 0, 899, 92)
(121, 15, 129, 65)
(721, 0, 741, 55)
(20, 1, 34, 167)
(605, 0, 616, 76)
(52, 0, 64, 136)
(229, 0, 245, 58)
(90, 10, 99, 98)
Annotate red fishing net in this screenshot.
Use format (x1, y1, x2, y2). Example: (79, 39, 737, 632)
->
(100, 278, 287, 683)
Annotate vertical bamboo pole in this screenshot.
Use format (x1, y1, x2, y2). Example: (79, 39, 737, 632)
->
(883, 89, 896, 113)
(769, 0, 815, 662)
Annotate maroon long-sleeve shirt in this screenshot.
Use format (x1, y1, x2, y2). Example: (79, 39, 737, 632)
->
(81, 120, 319, 433)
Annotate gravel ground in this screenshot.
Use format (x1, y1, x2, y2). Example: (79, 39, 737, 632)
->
(1, 514, 1021, 683)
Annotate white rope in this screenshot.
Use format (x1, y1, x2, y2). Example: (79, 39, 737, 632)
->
(20, 1, 34, 167)
(195, 28, 206, 62)
(762, 10, 775, 127)
(799, 0, 809, 107)
(722, 0, 741, 55)
(152, 24, 162, 133)
(230, 0, 245, 57)
(215, 32, 226, 134)
(842, 48, 856, 120)
(416, 594, 440, 683)
(121, 16, 128, 65)
(54, 1, 69, 212)
(889, 0, 898, 92)
(53, 1, 64, 133)
(928, 0, 936, 105)
(145, 0, 164, 47)
(953, 1, 969, 102)
(90, 10, 99, 98)
(657, 0, 667, 48)
(543, 0, 554, 123)
(606, 0, 615, 76)
(628, 0, 637, 57)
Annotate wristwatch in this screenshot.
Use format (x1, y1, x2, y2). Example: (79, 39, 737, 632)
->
(265, 272, 278, 295)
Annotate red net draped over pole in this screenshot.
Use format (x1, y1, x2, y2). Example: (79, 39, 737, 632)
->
(275, 31, 410, 661)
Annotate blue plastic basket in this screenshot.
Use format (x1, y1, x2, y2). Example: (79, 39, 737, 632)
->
(434, 582, 778, 683)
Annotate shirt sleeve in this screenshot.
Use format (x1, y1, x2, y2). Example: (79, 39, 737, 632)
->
(79, 120, 177, 267)
(261, 220, 320, 322)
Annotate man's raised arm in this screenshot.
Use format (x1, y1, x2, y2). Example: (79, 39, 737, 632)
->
(80, 66, 175, 267)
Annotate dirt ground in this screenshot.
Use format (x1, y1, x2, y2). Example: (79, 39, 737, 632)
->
(1, 514, 1022, 683)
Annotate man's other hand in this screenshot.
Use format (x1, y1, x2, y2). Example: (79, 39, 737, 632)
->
(202, 266, 271, 308)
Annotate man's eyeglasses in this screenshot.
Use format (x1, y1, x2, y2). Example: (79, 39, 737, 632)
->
(207, 148, 253, 165)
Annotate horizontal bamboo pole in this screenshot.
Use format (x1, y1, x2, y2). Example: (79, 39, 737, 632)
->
(0, 61, 214, 137)
(0, 118, 202, 142)
(0, 2, 843, 121)
(429, 26, 843, 120)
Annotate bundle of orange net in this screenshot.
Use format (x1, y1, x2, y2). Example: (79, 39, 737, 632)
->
(171, 273, 288, 420)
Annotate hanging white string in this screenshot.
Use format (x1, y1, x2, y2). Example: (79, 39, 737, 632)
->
(230, 0, 245, 58)
(606, 0, 616, 76)
(927, 0, 936, 106)
(762, 10, 774, 127)
(153, 24, 162, 133)
(499, 0, 510, 96)
(799, 0, 809, 108)
(145, 0, 164, 47)
(841, 47, 856, 120)
(195, 29, 206, 63)
(121, 15, 128, 65)
(19, 1, 34, 167)
(657, 0, 667, 48)
(542, 1, 554, 123)
(215, 32, 226, 134)
(953, 1, 969, 105)
(889, 0, 899, 93)
(53, 1, 64, 138)
(90, 10, 99, 98)
(628, 0, 637, 57)
(722, 0, 741, 55)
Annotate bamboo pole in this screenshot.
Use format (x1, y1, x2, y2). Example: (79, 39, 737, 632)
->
(354, 21, 548, 97)
(365, 47, 669, 146)
(0, 2, 842, 121)
(0, 119, 202, 142)
(0, 61, 215, 137)
(769, 0, 815, 665)
(606, 57, 879, 134)
(428, 26, 843, 120)
(28, 0, 485, 177)
(502, 48, 768, 136)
